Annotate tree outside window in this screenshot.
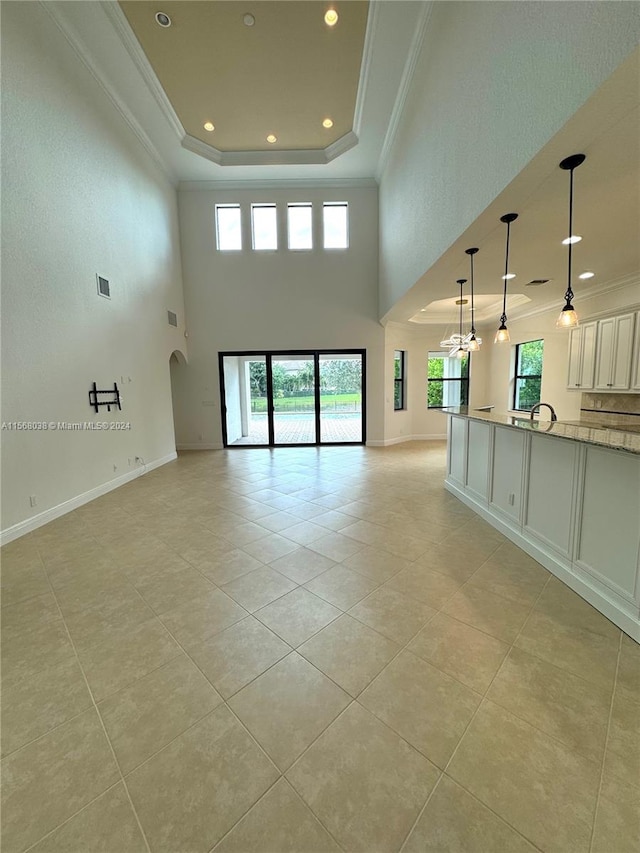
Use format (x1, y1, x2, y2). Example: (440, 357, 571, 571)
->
(513, 339, 544, 410)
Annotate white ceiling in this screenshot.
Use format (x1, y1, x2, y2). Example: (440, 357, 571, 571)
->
(45, 2, 639, 322)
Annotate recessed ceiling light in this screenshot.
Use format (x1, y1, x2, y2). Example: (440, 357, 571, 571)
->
(266, 134, 277, 144)
(420, 308, 426, 312)
(322, 118, 334, 129)
(243, 13, 255, 27)
(562, 235, 582, 245)
(203, 122, 215, 132)
(579, 271, 595, 279)
(324, 9, 338, 26)
(501, 273, 516, 280)
(155, 11, 171, 27)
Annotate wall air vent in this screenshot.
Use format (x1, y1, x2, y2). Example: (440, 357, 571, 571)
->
(96, 275, 110, 298)
(525, 279, 551, 286)
(168, 311, 178, 327)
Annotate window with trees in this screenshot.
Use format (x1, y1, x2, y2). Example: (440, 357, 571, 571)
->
(513, 339, 544, 410)
(394, 350, 406, 410)
(427, 352, 469, 408)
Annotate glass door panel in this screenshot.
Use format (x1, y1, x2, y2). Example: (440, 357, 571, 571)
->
(271, 355, 317, 445)
(222, 355, 269, 445)
(318, 354, 363, 443)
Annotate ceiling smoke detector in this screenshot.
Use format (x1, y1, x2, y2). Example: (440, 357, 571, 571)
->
(243, 13, 255, 27)
(155, 11, 171, 28)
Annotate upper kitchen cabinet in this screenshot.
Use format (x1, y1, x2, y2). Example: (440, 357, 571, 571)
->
(633, 310, 640, 391)
(595, 313, 636, 390)
(567, 321, 597, 390)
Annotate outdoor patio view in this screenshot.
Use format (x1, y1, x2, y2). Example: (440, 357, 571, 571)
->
(222, 352, 364, 446)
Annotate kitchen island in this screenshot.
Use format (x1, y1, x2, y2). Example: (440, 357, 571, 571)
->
(443, 407, 640, 640)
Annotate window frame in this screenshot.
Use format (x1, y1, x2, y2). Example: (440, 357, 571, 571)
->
(393, 350, 406, 411)
(215, 203, 242, 252)
(322, 201, 349, 250)
(251, 203, 278, 251)
(512, 339, 544, 412)
(427, 351, 470, 409)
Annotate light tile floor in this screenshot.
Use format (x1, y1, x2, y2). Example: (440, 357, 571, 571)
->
(1, 442, 638, 853)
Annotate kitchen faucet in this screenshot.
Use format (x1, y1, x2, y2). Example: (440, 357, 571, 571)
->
(529, 402, 557, 421)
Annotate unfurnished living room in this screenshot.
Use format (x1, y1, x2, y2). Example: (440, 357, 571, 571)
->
(1, 2, 639, 852)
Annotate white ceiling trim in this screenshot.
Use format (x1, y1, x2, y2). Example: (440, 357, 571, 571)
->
(100, 0, 184, 140)
(178, 177, 377, 192)
(376, 1, 434, 181)
(40, 0, 173, 182)
(353, 0, 380, 136)
(181, 131, 359, 167)
(477, 273, 640, 327)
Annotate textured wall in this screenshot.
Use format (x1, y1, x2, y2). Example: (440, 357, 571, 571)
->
(1, 2, 186, 533)
(379, 1, 640, 316)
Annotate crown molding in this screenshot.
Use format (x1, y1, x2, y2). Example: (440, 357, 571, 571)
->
(178, 177, 378, 192)
(353, 0, 381, 136)
(100, 0, 184, 140)
(496, 273, 640, 326)
(40, 0, 173, 183)
(376, 1, 434, 181)
(181, 131, 359, 168)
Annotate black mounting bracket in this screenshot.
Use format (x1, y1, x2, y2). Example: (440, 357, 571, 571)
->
(89, 381, 121, 413)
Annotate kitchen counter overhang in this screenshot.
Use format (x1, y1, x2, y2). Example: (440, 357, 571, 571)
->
(442, 408, 640, 640)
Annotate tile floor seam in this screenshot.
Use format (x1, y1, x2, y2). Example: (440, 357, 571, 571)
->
(32, 568, 153, 853)
(18, 779, 126, 853)
(434, 573, 556, 850)
(588, 629, 624, 853)
(396, 770, 445, 853)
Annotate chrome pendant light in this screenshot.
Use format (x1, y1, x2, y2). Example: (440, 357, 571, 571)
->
(465, 247, 481, 351)
(495, 213, 518, 343)
(557, 153, 586, 328)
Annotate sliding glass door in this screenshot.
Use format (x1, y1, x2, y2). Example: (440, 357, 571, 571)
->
(219, 350, 365, 447)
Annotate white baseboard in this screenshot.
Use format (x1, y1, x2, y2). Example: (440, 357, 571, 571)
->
(445, 478, 640, 642)
(367, 434, 447, 447)
(1, 452, 177, 545)
(176, 443, 223, 451)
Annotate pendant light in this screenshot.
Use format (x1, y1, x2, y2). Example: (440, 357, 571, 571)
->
(452, 279, 467, 359)
(495, 213, 518, 343)
(465, 247, 480, 351)
(557, 153, 586, 328)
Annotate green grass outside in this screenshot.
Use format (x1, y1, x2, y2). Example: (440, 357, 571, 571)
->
(251, 393, 361, 413)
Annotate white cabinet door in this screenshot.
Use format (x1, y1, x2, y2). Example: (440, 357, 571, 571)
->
(611, 313, 635, 389)
(567, 322, 597, 390)
(525, 435, 576, 556)
(490, 426, 525, 522)
(448, 416, 467, 485)
(577, 446, 640, 600)
(466, 420, 491, 501)
(633, 311, 640, 391)
(595, 318, 616, 389)
(596, 314, 635, 390)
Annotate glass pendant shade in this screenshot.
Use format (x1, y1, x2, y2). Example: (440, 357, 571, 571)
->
(557, 303, 579, 328)
(467, 335, 480, 352)
(494, 324, 510, 343)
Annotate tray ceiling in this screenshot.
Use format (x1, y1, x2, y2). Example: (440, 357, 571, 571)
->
(119, 1, 369, 162)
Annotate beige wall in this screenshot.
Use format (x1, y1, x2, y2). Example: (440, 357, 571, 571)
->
(1, 2, 186, 538)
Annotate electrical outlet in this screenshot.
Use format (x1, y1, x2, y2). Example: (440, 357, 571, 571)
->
(596, 400, 602, 409)
(135, 456, 143, 464)
(508, 493, 515, 506)
(29, 495, 37, 507)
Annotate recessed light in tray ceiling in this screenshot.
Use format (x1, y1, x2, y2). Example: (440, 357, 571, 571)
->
(118, 1, 368, 154)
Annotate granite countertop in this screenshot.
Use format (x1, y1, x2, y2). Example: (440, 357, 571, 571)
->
(442, 407, 640, 455)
